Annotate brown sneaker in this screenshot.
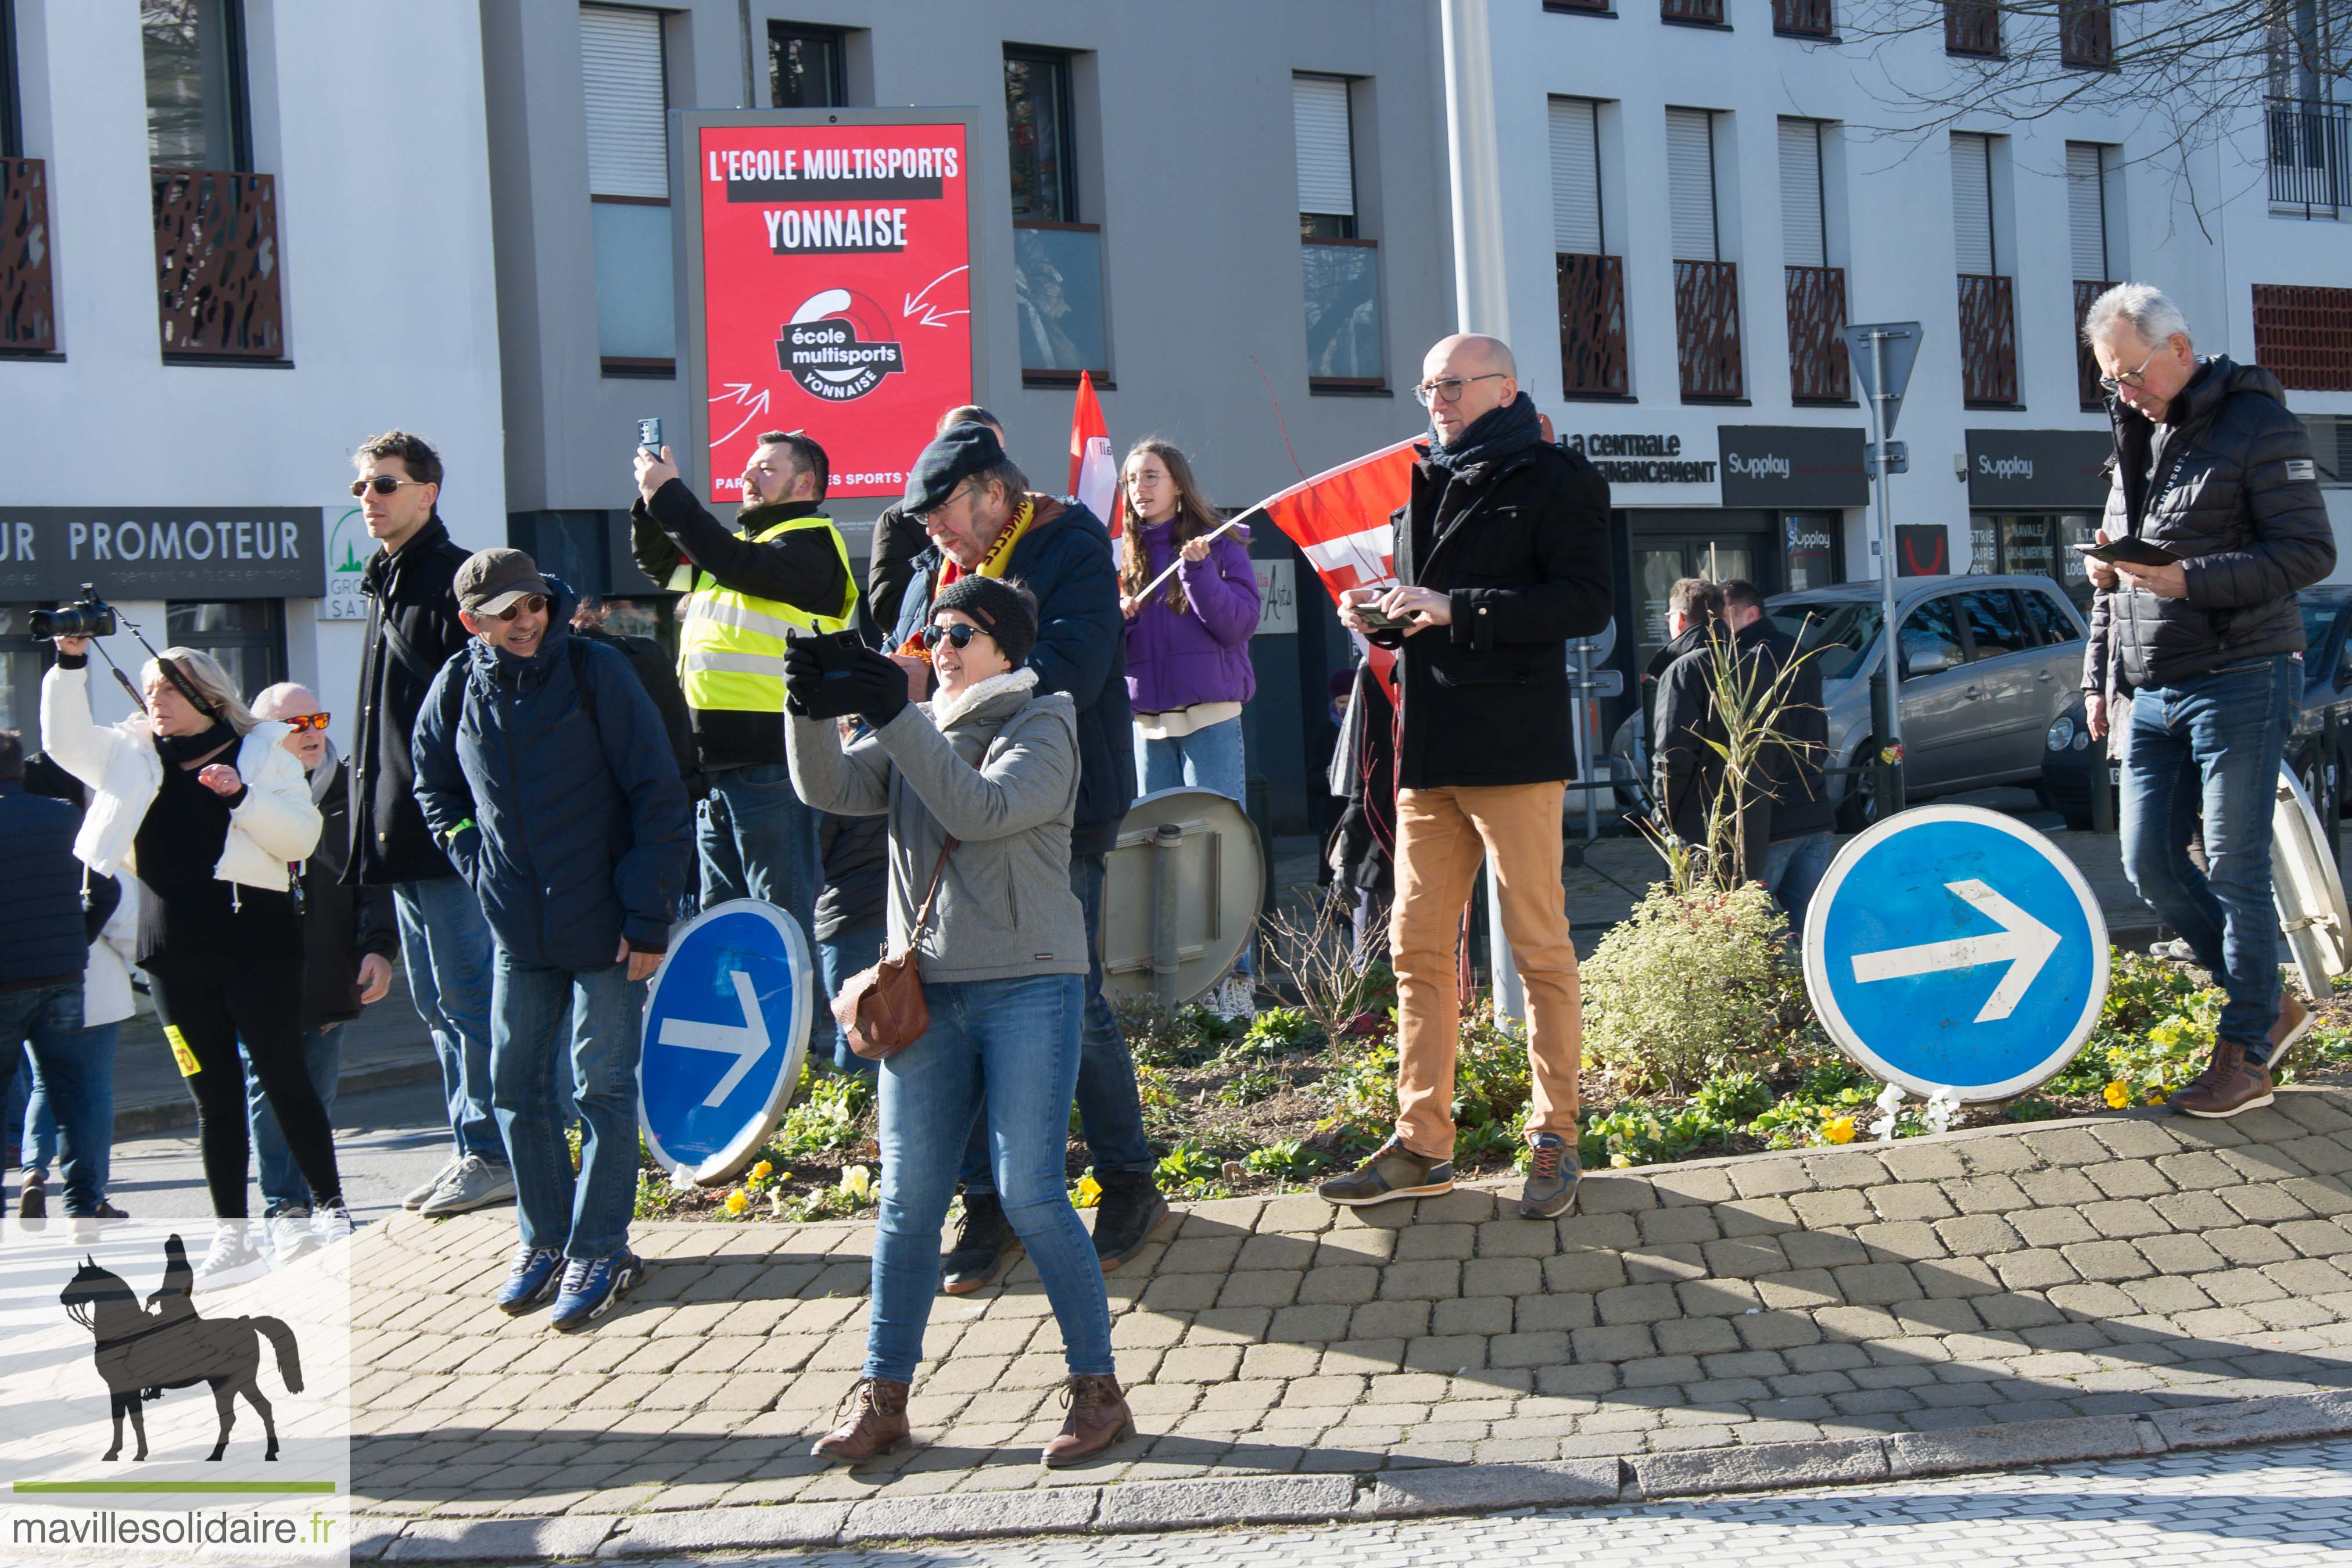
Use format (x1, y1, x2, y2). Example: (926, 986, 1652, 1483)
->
(2168, 1040, 2276, 1120)
(1315, 1138, 1454, 1208)
(1042, 1373, 1133, 1467)
(811, 1377, 910, 1465)
(2270, 992, 2315, 1075)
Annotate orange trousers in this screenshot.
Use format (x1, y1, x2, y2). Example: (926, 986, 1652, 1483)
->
(1386, 783, 1583, 1161)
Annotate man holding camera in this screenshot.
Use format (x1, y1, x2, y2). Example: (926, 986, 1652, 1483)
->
(346, 430, 515, 1220)
(632, 432, 858, 946)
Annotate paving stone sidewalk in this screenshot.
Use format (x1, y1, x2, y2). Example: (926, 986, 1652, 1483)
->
(346, 1088, 2352, 1559)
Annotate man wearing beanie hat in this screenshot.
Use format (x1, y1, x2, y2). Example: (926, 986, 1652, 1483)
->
(887, 423, 1166, 1290)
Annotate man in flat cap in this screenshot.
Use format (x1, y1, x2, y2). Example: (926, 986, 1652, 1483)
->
(887, 424, 1164, 1291)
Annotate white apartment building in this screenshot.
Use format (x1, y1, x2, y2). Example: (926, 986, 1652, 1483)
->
(0, 0, 504, 747)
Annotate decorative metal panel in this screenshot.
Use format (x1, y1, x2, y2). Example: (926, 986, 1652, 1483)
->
(1773, 0, 1834, 34)
(1663, 0, 1726, 20)
(1945, 0, 2000, 55)
(152, 169, 285, 360)
(1958, 272, 2018, 406)
(2059, 0, 2113, 68)
(1676, 258, 1744, 401)
(1787, 265, 1851, 403)
(1557, 252, 1629, 398)
(2073, 278, 2117, 408)
(0, 159, 56, 355)
(2253, 283, 2352, 393)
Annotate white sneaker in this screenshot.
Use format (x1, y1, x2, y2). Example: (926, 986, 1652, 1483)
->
(312, 1202, 355, 1247)
(1216, 975, 1259, 1022)
(403, 1156, 462, 1210)
(416, 1154, 517, 1217)
(195, 1219, 268, 1291)
(267, 1209, 321, 1267)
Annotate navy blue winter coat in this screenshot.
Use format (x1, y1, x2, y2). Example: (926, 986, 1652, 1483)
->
(411, 583, 693, 971)
(0, 779, 86, 991)
(893, 497, 1136, 857)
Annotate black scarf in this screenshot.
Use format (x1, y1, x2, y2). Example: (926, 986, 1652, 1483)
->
(155, 719, 240, 768)
(1425, 391, 1543, 476)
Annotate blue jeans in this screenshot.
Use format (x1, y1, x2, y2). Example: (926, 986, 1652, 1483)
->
(21, 1017, 117, 1211)
(698, 763, 821, 935)
(867, 973, 1111, 1384)
(959, 852, 1153, 1193)
(1762, 832, 1835, 941)
(816, 922, 887, 1077)
(2120, 654, 2300, 1054)
(0, 985, 104, 1215)
(243, 1022, 341, 1217)
(393, 876, 505, 1166)
(1135, 717, 1247, 801)
(490, 953, 645, 1260)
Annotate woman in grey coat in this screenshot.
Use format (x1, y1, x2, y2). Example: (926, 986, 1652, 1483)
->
(784, 575, 1132, 1469)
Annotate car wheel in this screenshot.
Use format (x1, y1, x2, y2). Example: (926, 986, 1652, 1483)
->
(1836, 741, 1884, 832)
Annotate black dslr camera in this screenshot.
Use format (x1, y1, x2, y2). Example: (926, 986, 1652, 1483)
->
(29, 586, 119, 641)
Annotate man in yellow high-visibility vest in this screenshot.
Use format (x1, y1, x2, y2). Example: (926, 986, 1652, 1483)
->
(630, 431, 856, 938)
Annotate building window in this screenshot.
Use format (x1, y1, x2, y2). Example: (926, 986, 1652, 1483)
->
(1662, 0, 1726, 24)
(1952, 131, 2018, 406)
(1006, 48, 1105, 384)
(1, 0, 55, 358)
(1295, 74, 1382, 390)
(1550, 96, 1627, 398)
(2254, 283, 2352, 392)
(581, 3, 674, 376)
(1944, 0, 2001, 56)
(2304, 415, 2352, 486)
(1772, 0, 1835, 37)
(2268, 97, 2351, 220)
(2, 0, 21, 159)
(768, 22, 845, 107)
(167, 599, 286, 701)
(1668, 106, 1741, 401)
(142, 0, 250, 171)
(2060, 0, 2114, 69)
(2067, 142, 2118, 408)
(1781, 118, 1849, 403)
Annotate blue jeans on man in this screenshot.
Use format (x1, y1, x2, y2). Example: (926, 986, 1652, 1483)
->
(243, 1022, 341, 1217)
(1762, 832, 1835, 941)
(867, 973, 1111, 1384)
(393, 876, 506, 1167)
(2119, 654, 2300, 1053)
(1, 985, 104, 1215)
(698, 763, 821, 932)
(956, 853, 1153, 1195)
(489, 952, 645, 1261)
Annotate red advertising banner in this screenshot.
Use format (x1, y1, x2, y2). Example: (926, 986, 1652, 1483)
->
(693, 120, 973, 504)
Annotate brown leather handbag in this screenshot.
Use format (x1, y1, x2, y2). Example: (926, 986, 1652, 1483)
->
(831, 838, 955, 1061)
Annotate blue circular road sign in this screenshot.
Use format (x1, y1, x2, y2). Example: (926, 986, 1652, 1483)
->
(1802, 806, 2108, 1101)
(638, 899, 814, 1185)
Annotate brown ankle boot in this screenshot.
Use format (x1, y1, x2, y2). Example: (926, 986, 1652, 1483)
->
(1042, 1373, 1133, 1467)
(811, 1378, 910, 1465)
(2168, 1040, 2276, 1120)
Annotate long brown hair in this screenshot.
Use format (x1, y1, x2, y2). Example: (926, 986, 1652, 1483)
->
(1117, 439, 1229, 612)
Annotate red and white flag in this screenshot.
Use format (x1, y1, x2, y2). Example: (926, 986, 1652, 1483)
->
(1068, 371, 1118, 534)
(1227, 435, 1421, 697)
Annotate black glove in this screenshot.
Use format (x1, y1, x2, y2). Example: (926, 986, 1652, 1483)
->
(839, 647, 910, 727)
(783, 644, 842, 719)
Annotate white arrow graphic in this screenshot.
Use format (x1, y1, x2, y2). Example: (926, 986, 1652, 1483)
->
(903, 264, 970, 327)
(708, 386, 772, 448)
(657, 970, 771, 1107)
(1850, 878, 2060, 1023)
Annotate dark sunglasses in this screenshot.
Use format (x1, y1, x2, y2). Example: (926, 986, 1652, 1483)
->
(922, 622, 989, 650)
(349, 475, 432, 498)
(279, 712, 332, 731)
(483, 594, 547, 622)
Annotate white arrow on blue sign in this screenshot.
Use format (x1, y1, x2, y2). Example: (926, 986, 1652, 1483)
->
(638, 898, 814, 1186)
(1802, 805, 2109, 1101)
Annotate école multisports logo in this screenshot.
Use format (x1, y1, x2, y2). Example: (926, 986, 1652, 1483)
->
(776, 288, 906, 402)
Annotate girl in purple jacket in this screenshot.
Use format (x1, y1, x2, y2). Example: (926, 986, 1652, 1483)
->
(1117, 440, 1262, 1014)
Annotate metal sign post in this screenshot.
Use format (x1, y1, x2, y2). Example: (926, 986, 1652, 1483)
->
(1845, 321, 1923, 820)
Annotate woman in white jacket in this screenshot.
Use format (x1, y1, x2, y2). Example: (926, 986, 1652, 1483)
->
(44, 637, 347, 1284)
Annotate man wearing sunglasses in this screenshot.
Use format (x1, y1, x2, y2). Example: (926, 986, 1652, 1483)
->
(1320, 334, 1611, 1222)
(2078, 284, 2334, 1119)
(345, 430, 516, 1221)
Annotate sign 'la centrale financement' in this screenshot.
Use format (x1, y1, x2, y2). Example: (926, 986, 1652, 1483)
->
(689, 113, 977, 505)
(0, 508, 325, 600)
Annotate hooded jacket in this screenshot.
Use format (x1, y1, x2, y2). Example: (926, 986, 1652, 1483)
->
(1122, 519, 1260, 715)
(786, 668, 1088, 984)
(349, 515, 475, 885)
(891, 496, 1136, 857)
(2082, 356, 2335, 695)
(411, 582, 694, 971)
(0, 779, 84, 992)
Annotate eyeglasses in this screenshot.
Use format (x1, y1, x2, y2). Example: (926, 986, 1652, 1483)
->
(349, 475, 432, 498)
(2098, 345, 2162, 394)
(482, 594, 547, 622)
(279, 712, 332, 731)
(915, 482, 977, 526)
(1411, 372, 1510, 408)
(922, 622, 988, 650)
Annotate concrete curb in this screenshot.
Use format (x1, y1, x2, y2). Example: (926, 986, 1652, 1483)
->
(354, 1391, 2352, 1559)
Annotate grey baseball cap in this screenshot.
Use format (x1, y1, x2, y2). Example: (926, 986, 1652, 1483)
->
(454, 548, 551, 615)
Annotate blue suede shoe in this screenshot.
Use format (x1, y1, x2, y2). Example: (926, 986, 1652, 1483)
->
(548, 1250, 646, 1333)
(494, 1244, 566, 1315)
(1518, 1133, 1580, 1219)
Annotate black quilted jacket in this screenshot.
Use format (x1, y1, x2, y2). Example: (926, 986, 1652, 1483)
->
(2083, 357, 2335, 695)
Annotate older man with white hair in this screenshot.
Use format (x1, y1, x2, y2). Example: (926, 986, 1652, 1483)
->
(243, 683, 396, 1262)
(2079, 283, 2335, 1119)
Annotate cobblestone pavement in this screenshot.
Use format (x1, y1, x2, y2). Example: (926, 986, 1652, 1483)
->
(614, 1436, 2352, 1567)
(349, 1087, 2352, 1555)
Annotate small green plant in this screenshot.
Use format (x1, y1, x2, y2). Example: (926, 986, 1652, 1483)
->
(764, 1068, 875, 1160)
(1580, 883, 1809, 1094)
(1218, 1068, 1282, 1107)
(2005, 1096, 2063, 1122)
(1155, 1142, 1223, 1189)
(1453, 1118, 1521, 1167)
(1242, 1139, 1332, 1181)
(1244, 1007, 1321, 1053)
(1693, 1070, 1773, 1124)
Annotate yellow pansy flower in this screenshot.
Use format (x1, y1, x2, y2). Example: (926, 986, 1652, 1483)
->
(1822, 1117, 1856, 1144)
(2104, 1081, 2131, 1108)
(723, 1190, 750, 1216)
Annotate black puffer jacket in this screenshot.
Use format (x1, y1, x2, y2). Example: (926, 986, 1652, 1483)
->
(348, 516, 474, 885)
(2084, 357, 2335, 695)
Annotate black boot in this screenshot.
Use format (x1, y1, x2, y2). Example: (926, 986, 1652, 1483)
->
(941, 1192, 1021, 1296)
(1091, 1171, 1169, 1271)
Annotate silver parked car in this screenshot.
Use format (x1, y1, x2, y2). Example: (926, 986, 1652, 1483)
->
(1611, 574, 2093, 828)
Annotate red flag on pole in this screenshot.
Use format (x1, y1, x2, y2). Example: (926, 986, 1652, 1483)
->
(1068, 371, 1117, 534)
(1226, 435, 1421, 698)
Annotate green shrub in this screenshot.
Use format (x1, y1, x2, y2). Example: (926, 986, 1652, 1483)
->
(1242, 1139, 1332, 1181)
(1155, 1142, 1222, 1189)
(1244, 1006, 1321, 1053)
(1580, 884, 1810, 1094)
(1218, 1068, 1281, 1107)
(1693, 1070, 1773, 1124)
